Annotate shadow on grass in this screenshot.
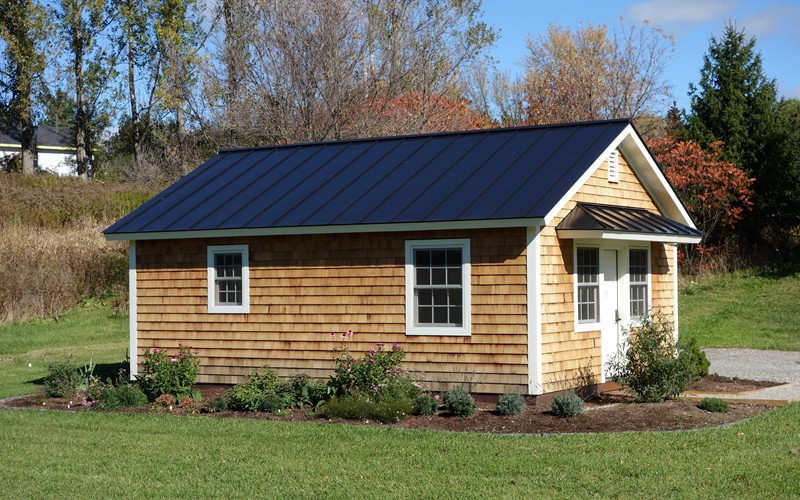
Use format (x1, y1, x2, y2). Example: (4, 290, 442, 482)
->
(28, 361, 129, 387)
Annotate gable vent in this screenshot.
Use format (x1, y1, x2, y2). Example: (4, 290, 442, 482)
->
(607, 150, 619, 183)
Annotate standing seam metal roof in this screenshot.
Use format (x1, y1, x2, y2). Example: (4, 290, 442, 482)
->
(105, 119, 635, 236)
(556, 202, 703, 238)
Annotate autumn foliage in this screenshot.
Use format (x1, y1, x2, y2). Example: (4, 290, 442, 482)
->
(648, 137, 754, 266)
(362, 91, 493, 136)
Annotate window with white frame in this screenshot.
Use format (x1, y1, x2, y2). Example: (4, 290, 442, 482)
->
(405, 239, 470, 336)
(576, 247, 600, 323)
(207, 245, 250, 314)
(629, 248, 649, 320)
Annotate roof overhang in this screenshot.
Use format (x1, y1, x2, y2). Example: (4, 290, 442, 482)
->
(556, 203, 703, 245)
(105, 217, 546, 241)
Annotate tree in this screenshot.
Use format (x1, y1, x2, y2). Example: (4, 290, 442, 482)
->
(200, 0, 496, 147)
(648, 137, 754, 253)
(521, 19, 673, 129)
(0, 0, 47, 175)
(686, 22, 798, 233)
(53, 0, 117, 179)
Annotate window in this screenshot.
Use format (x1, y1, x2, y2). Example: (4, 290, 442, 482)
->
(576, 247, 600, 323)
(207, 245, 249, 314)
(629, 248, 649, 320)
(405, 239, 470, 336)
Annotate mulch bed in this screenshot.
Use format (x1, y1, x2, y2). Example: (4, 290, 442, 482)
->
(1, 376, 780, 435)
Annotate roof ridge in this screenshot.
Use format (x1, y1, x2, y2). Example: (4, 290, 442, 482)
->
(217, 118, 633, 154)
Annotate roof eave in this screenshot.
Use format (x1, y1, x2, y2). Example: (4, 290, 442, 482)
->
(556, 229, 702, 244)
(104, 217, 546, 241)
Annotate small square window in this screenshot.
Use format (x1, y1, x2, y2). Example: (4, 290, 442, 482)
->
(208, 245, 249, 314)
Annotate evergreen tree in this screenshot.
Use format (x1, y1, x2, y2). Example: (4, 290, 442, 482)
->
(686, 22, 798, 233)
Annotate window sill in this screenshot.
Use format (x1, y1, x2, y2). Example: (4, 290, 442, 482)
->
(406, 326, 470, 337)
(208, 305, 250, 314)
(575, 322, 600, 333)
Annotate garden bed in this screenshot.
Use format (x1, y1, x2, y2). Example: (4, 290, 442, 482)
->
(2, 380, 774, 435)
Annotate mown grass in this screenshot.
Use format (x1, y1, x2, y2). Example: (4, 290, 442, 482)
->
(0, 301, 128, 398)
(0, 404, 798, 498)
(680, 269, 800, 351)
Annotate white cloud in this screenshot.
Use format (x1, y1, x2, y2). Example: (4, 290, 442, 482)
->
(741, 4, 800, 45)
(628, 0, 736, 24)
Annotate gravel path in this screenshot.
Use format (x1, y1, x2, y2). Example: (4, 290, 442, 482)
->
(703, 348, 800, 383)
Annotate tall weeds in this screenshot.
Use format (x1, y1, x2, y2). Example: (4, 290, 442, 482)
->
(0, 173, 156, 323)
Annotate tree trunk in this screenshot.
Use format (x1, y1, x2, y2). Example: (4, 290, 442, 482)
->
(74, 9, 89, 181)
(125, 0, 141, 169)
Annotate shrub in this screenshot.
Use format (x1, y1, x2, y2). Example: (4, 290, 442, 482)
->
(698, 397, 729, 413)
(320, 393, 413, 423)
(43, 359, 82, 397)
(287, 373, 328, 408)
(207, 397, 228, 412)
(605, 313, 693, 403)
(551, 391, 584, 417)
(137, 346, 200, 401)
(96, 383, 148, 410)
(373, 397, 413, 423)
(443, 386, 476, 417)
(328, 342, 420, 403)
(496, 393, 527, 416)
(412, 394, 439, 416)
(226, 365, 292, 413)
(679, 336, 710, 380)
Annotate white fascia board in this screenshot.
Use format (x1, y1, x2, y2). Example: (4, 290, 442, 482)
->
(543, 124, 698, 230)
(128, 241, 138, 379)
(526, 225, 543, 395)
(105, 217, 546, 241)
(556, 229, 702, 244)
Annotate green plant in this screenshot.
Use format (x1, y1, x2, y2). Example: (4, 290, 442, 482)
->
(372, 397, 413, 423)
(679, 336, 710, 380)
(606, 313, 693, 403)
(287, 373, 328, 408)
(96, 383, 148, 410)
(43, 359, 82, 397)
(137, 345, 200, 401)
(412, 394, 439, 415)
(319, 393, 375, 420)
(698, 397, 730, 413)
(551, 391, 585, 417)
(496, 393, 526, 416)
(443, 386, 476, 417)
(207, 397, 228, 412)
(226, 365, 292, 413)
(328, 342, 420, 403)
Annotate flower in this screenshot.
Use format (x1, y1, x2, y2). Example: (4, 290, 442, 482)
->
(329, 332, 335, 337)
(368, 349, 377, 355)
(346, 330, 354, 337)
(392, 343, 402, 350)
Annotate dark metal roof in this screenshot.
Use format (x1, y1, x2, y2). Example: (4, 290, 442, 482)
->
(556, 202, 703, 239)
(105, 120, 634, 237)
(0, 126, 75, 149)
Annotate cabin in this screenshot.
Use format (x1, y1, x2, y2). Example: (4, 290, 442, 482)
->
(0, 127, 75, 175)
(104, 119, 702, 395)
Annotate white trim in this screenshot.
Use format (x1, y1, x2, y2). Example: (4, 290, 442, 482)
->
(556, 229, 701, 244)
(607, 150, 619, 183)
(207, 244, 250, 314)
(128, 241, 138, 379)
(673, 244, 680, 342)
(574, 245, 602, 333)
(526, 226, 543, 395)
(404, 238, 471, 337)
(104, 217, 545, 241)
(543, 124, 698, 230)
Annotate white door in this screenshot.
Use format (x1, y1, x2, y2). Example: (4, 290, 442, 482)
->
(601, 249, 622, 380)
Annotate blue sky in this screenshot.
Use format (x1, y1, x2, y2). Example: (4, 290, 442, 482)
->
(480, 0, 800, 112)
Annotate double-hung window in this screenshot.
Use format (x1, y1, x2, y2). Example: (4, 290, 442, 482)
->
(207, 245, 250, 314)
(629, 248, 649, 321)
(405, 239, 470, 336)
(576, 247, 600, 324)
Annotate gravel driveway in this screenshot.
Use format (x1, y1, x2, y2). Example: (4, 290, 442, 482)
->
(703, 348, 800, 383)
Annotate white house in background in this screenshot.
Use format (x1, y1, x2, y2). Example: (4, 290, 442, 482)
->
(0, 127, 76, 176)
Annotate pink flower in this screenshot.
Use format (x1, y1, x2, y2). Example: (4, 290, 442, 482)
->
(368, 349, 376, 355)
(329, 332, 335, 337)
(346, 330, 354, 337)
(375, 342, 385, 348)
(392, 343, 402, 350)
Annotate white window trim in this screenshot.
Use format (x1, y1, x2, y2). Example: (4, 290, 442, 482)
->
(575, 245, 601, 333)
(207, 244, 250, 314)
(405, 238, 471, 336)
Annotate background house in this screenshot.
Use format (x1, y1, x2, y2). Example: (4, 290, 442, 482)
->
(0, 127, 75, 175)
(105, 119, 701, 395)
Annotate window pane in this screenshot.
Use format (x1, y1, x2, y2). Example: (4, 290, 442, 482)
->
(431, 268, 446, 285)
(418, 289, 433, 305)
(450, 306, 462, 324)
(447, 267, 461, 285)
(418, 306, 432, 324)
(449, 289, 462, 306)
(433, 306, 448, 324)
(446, 249, 461, 266)
(431, 250, 446, 266)
(432, 289, 448, 305)
(415, 250, 430, 267)
(416, 268, 430, 285)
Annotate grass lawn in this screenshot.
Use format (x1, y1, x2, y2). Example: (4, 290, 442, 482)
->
(0, 301, 128, 398)
(1, 405, 798, 498)
(679, 269, 800, 351)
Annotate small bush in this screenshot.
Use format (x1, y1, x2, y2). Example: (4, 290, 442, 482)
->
(679, 336, 710, 380)
(226, 365, 292, 413)
(496, 393, 527, 416)
(373, 397, 413, 423)
(443, 386, 476, 417)
(97, 383, 148, 410)
(137, 346, 200, 401)
(287, 373, 328, 408)
(319, 393, 375, 420)
(412, 394, 439, 416)
(698, 397, 729, 413)
(328, 342, 420, 403)
(551, 391, 584, 418)
(605, 313, 693, 403)
(43, 360, 82, 397)
(207, 397, 228, 412)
